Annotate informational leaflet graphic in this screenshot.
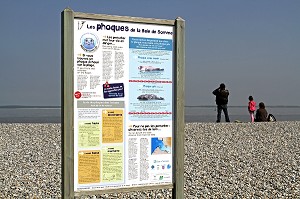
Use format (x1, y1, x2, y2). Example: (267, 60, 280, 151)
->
(102, 109, 124, 143)
(128, 37, 173, 121)
(102, 146, 124, 182)
(73, 18, 174, 191)
(128, 82, 172, 121)
(78, 150, 101, 184)
(151, 137, 172, 155)
(78, 121, 100, 148)
(103, 83, 124, 99)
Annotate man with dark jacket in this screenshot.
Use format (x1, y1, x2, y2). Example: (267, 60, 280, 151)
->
(212, 83, 230, 122)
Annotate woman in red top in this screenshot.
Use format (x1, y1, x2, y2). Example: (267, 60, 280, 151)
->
(248, 96, 256, 122)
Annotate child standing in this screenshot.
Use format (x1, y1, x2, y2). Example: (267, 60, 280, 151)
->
(248, 96, 256, 122)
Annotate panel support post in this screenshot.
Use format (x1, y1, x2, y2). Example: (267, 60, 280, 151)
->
(173, 17, 185, 199)
(61, 7, 75, 199)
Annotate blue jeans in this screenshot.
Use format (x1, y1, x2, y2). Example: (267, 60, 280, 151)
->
(217, 104, 230, 122)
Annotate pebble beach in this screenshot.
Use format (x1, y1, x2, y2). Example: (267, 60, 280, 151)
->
(0, 122, 299, 198)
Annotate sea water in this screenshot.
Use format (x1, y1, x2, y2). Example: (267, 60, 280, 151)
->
(0, 108, 61, 123)
(0, 107, 299, 123)
(185, 106, 300, 123)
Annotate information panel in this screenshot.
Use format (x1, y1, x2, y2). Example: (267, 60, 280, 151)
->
(73, 18, 174, 191)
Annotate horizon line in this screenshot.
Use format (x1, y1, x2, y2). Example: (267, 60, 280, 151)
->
(185, 105, 300, 108)
(1, 105, 300, 108)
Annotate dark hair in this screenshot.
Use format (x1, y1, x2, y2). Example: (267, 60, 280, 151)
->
(259, 102, 265, 109)
(248, 96, 253, 101)
(220, 83, 225, 89)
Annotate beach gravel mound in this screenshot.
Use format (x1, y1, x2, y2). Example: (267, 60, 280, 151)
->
(0, 121, 299, 198)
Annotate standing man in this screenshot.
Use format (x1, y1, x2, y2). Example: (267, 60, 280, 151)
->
(212, 83, 230, 123)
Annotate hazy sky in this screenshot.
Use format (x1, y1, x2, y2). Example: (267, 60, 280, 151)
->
(1, 0, 299, 106)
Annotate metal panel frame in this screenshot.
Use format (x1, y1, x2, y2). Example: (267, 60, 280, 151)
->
(61, 8, 185, 199)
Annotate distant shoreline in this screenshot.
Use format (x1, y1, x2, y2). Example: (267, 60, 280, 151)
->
(1, 105, 300, 109)
(185, 105, 300, 108)
(0, 105, 60, 109)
